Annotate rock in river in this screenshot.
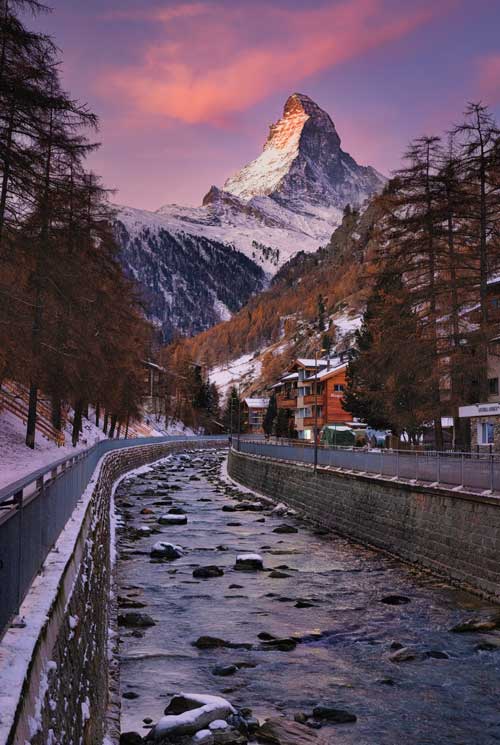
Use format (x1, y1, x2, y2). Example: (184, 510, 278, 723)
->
(234, 553, 264, 571)
(272, 525, 298, 534)
(118, 612, 156, 628)
(150, 541, 183, 559)
(255, 718, 329, 744)
(380, 595, 411, 605)
(312, 703, 357, 723)
(193, 566, 225, 579)
(148, 693, 235, 740)
(120, 733, 143, 745)
(159, 513, 188, 525)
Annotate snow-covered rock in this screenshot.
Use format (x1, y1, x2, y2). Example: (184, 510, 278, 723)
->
(150, 693, 235, 740)
(150, 541, 183, 559)
(235, 553, 264, 571)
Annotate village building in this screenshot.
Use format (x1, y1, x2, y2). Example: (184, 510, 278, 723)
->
(243, 397, 270, 434)
(270, 355, 353, 441)
(459, 277, 500, 451)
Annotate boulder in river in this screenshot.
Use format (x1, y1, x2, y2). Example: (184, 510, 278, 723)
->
(255, 718, 329, 744)
(380, 595, 411, 605)
(450, 616, 500, 633)
(389, 646, 420, 663)
(150, 541, 183, 559)
(118, 612, 156, 628)
(234, 554, 264, 571)
(260, 637, 298, 652)
(272, 525, 298, 534)
(193, 566, 225, 579)
(158, 514, 188, 525)
(120, 733, 143, 745)
(193, 636, 252, 650)
(148, 693, 236, 740)
(235, 501, 264, 512)
(212, 664, 238, 677)
(312, 703, 357, 723)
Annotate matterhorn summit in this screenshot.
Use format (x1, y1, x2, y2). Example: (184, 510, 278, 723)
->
(224, 93, 384, 208)
(115, 93, 386, 340)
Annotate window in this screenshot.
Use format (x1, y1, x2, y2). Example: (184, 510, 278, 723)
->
(479, 422, 495, 445)
(334, 383, 345, 392)
(488, 378, 499, 396)
(491, 297, 500, 310)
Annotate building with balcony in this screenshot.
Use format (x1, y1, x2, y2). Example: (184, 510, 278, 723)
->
(243, 397, 269, 434)
(274, 356, 353, 441)
(459, 276, 500, 451)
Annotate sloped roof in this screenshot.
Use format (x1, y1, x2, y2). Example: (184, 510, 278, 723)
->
(303, 363, 347, 382)
(244, 397, 269, 409)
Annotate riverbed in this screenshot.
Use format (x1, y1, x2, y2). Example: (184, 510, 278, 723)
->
(115, 448, 500, 744)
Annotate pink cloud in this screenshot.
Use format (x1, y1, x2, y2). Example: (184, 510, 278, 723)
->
(99, 0, 443, 125)
(479, 53, 500, 102)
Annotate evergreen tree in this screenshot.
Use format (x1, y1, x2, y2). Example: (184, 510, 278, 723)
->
(263, 392, 277, 436)
(343, 268, 436, 443)
(274, 407, 289, 438)
(222, 387, 240, 433)
(317, 293, 326, 332)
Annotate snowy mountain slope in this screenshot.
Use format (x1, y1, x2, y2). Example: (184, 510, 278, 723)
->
(116, 212, 266, 341)
(116, 92, 386, 340)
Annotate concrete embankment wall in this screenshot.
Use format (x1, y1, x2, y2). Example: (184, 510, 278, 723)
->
(2, 439, 225, 745)
(228, 449, 500, 602)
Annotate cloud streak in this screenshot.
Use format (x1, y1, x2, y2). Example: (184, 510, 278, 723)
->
(479, 53, 500, 102)
(99, 0, 440, 125)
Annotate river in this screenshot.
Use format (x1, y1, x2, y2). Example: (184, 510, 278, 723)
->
(115, 447, 500, 745)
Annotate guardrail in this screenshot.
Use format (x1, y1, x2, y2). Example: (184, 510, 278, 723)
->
(235, 439, 500, 494)
(0, 434, 225, 638)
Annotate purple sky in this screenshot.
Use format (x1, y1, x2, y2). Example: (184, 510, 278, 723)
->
(32, 0, 500, 210)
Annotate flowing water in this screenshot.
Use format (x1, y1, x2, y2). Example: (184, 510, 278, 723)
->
(115, 448, 500, 744)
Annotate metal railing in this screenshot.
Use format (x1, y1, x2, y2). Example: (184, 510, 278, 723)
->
(0, 434, 225, 638)
(235, 439, 500, 494)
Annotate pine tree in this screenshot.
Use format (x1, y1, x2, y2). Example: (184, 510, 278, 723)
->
(317, 294, 326, 332)
(263, 392, 277, 436)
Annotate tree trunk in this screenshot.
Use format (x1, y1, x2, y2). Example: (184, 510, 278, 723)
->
(72, 399, 83, 447)
(108, 414, 117, 438)
(51, 393, 62, 430)
(125, 414, 130, 439)
(103, 410, 108, 434)
(116, 422, 122, 439)
(95, 402, 100, 427)
(25, 382, 38, 449)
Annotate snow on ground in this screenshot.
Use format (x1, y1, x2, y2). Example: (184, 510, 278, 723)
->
(144, 415, 197, 437)
(331, 312, 363, 339)
(0, 410, 107, 490)
(209, 353, 262, 399)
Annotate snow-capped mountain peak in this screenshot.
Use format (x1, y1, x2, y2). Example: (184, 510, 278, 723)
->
(224, 92, 384, 208)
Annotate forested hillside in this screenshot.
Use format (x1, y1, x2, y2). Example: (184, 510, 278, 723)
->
(168, 201, 382, 387)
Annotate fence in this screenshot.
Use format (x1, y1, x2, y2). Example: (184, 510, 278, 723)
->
(236, 439, 500, 494)
(0, 435, 224, 638)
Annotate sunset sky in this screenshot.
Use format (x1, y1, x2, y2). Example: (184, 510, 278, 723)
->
(33, 0, 500, 210)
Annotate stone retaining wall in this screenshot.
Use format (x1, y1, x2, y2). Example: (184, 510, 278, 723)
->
(5, 440, 225, 745)
(228, 449, 500, 602)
